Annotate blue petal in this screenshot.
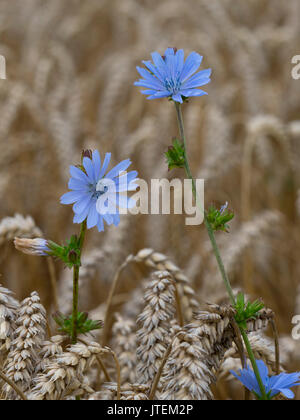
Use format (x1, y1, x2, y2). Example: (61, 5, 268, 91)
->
(147, 91, 170, 100)
(182, 72, 211, 89)
(73, 195, 92, 214)
(73, 207, 89, 223)
(175, 49, 185, 74)
(87, 203, 99, 229)
(182, 68, 211, 83)
(178, 89, 207, 97)
(92, 150, 101, 180)
(140, 89, 157, 95)
(276, 388, 295, 399)
(230, 368, 260, 395)
(136, 67, 164, 88)
(134, 80, 165, 91)
(69, 165, 89, 183)
(256, 360, 269, 383)
(60, 191, 87, 204)
(180, 52, 203, 83)
(172, 93, 183, 103)
(99, 153, 111, 179)
(105, 159, 131, 179)
(165, 53, 176, 80)
(68, 178, 89, 191)
(142, 60, 165, 83)
(116, 171, 138, 192)
(151, 52, 168, 79)
(102, 213, 113, 225)
(97, 216, 104, 232)
(112, 212, 120, 226)
(83, 157, 95, 182)
(164, 48, 175, 56)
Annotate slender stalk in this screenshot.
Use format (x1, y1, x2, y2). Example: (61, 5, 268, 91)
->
(149, 341, 173, 400)
(71, 221, 87, 344)
(109, 350, 121, 400)
(174, 102, 267, 400)
(173, 282, 184, 327)
(270, 318, 280, 375)
(0, 370, 28, 400)
(240, 328, 268, 400)
(175, 102, 236, 305)
(46, 257, 58, 312)
(101, 256, 133, 346)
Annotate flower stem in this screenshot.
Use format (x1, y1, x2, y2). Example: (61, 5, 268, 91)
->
(174, 102, 236, 305)
(0, 370, 28, 400)
(71, 220, 87, 344)
(240, 327, 268, 400)
(174, 102, 267, 399)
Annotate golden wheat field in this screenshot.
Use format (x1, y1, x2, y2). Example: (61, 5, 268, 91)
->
(0, 0, 300, 402)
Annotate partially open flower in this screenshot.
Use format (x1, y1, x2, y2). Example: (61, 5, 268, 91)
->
(14, 237, 50, 256)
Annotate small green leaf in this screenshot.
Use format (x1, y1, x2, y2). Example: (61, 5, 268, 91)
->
(165, 138, 185, 171)
(53, 312, 103, 337)
(234, 293, 265, 328)
(206, 202, 234, 232)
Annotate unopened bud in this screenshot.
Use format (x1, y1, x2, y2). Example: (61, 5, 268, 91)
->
(14, 237, 50, 256)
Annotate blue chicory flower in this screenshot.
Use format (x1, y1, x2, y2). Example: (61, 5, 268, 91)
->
(60, 150, 138, 232)
(134, 48, 211, 103)
(231, 360, 300, 399)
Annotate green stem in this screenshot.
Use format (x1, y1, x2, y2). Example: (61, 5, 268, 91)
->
(71, 220, 87, 344)
(240, 328, 268, 400)
(174, 102, 267, 399)
(174, 102, 236, 304)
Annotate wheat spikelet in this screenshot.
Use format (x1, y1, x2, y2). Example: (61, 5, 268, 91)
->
(221, 333, 278, 377)
(35, 335, 64, 373)
(30, 342, 106, 400)
(0, 285, 19, 354)
(136, 271, 175, 385)
(112, 314, 137, 384)
(160, 330, 215, 400)
(2, 291, 46, 399)
(133, 249, 199, 322)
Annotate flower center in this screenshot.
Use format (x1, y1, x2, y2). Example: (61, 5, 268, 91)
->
(90, 180, 108, 200)
(164, 75, 181, 94)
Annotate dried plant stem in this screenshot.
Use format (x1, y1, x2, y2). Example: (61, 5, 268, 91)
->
(270, 318, 280, 375)
(149, 342, 172, 400)
(97, 355, 111, 382)
(110, 350, 121, 400)
(232, 320, 246, 368)
(174, 102, 268, 400)
(46, 257, 58, 312)
(173, 283, 184, 327)
(101, 256, 133, 346)
(71, 221, 87, 344)
(0, 370, 27, 400)
(232, 320, 249, 400)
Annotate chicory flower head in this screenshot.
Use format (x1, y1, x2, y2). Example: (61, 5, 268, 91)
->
(14, 238, 50, 256)
(60, 150, 138, 232)
(134, 48, 211, 103)
(231, 360, 300, 399)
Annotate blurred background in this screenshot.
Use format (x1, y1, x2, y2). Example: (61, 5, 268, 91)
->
(0, 0, 299, 397)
